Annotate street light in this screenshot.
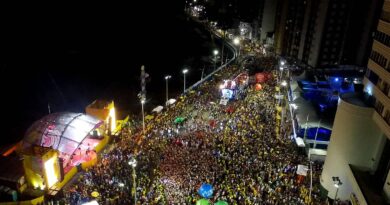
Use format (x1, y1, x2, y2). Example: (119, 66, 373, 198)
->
(141, 99, 145, 136)
(182, 68, 189, 93)
(128, 158, 137, 205)
(165, 75, 172, 105)
(309, 161, 313, 204)
(233, 37, 241, 57)
(213, 49, 219, 70)
(332, 176, 343, 205)
(281, 80, 287, 87)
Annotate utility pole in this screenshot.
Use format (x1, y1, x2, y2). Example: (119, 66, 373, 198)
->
(313, 119, 322, 149)
(303, 114, 310, 142)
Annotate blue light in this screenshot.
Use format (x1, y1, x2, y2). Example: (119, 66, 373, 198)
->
(334, 78, 339, 82)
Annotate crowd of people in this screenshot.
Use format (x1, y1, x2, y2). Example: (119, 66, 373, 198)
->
(60, 48, 327, 205)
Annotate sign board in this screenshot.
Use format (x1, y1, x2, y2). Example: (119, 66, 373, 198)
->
(219, 99, 228, 105)
(297, 164, 309, 176)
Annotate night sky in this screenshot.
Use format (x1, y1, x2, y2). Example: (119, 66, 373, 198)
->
(1, 1, 225, 145)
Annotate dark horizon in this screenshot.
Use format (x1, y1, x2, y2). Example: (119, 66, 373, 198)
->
(0, 2, 226, 145)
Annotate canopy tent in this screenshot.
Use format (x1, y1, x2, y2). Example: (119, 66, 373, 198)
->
(174, 117, 186, 124)
(198, 183, 213, 198)
(152, 105, 164, 113)
(295, 137, 306, 147)
(166, 98, 176, 105)
(196, 199, 210, 205)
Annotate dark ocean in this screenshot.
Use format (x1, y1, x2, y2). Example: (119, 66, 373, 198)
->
(1, 3, 232, 145)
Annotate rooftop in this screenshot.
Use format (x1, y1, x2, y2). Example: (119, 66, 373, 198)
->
(341, 92, 372, 108)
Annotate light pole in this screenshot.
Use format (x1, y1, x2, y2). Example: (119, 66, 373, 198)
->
(165, 75, 171, 105)
(213, 49, 219, 70)
(141, 99, 145, 135)
(303, 114, 310, 142)
(332, 176, 342, 205)
(313, 119, 322, 149)
(309, 161, 313, 204)
(279, 64, 284, 83)
(280, 80, 288, 128)
(129, 158, 137, 205)
(182, 68, 189, 93)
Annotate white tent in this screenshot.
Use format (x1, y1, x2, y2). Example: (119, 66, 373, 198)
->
(295, 137, 305, 147)
(166, 98, 176, 105)
(152, 105, 164, 113)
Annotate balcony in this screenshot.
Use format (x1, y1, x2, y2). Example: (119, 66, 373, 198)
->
(364, 77, 390, 109)
(367, 60, 390, 83)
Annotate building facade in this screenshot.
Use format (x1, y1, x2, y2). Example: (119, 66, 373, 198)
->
(275, 0, 382, 68)
(320, 1, 390, 204)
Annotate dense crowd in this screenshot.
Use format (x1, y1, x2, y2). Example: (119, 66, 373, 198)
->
(61, 51, 326, 205)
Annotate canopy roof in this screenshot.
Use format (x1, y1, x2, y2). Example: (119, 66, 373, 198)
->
(20, 112, 102, 155)
(152, 105, 164, 113)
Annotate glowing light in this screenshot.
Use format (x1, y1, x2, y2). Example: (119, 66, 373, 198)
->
(219, 84, 225, 90)
(118, 182, 125, 187)
(213, 49, 219, 55)
(44, 157, 59, 188)
(233, 37, 240, 45)
(334, 78, 339, 82)
(109, 107, 116, 132)
(128, 158, 137, 168)
(182, 68, 188, 74)
(165, 75, 172, 80)
(280, 61, 285, 66)
(365, 83, 373, 96)
(141, 99, 145, 104)
(281, 80, 287, 87)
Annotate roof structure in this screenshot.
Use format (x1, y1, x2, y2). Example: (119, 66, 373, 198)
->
(20, 112, 102, 156)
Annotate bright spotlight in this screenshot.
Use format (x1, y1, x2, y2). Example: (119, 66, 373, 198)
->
(44, 157, 59, 188)
(233, 38, 240, 45)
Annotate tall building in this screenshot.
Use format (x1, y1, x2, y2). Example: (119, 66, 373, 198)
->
(320, 1, 390, 204)
(259, 0, 277, 44)
(275, 0, 382, 68)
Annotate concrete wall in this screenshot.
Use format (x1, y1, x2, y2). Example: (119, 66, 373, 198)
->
(384, 170, 390, 202)
(321, 96, 383, 201)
